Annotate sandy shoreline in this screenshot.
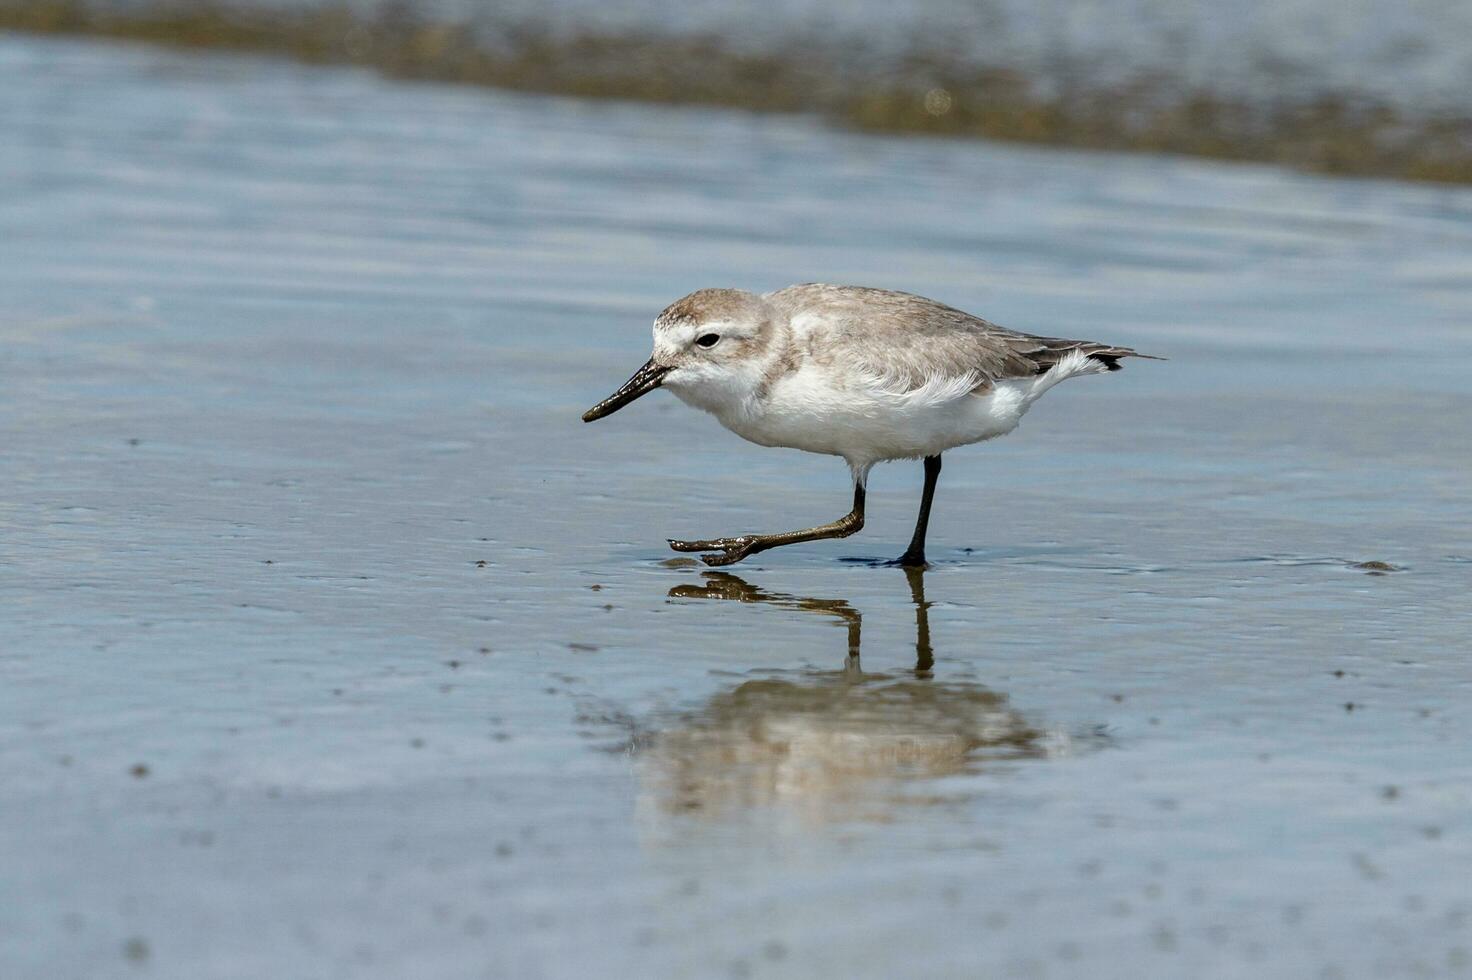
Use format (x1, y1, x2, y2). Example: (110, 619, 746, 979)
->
(6, 0, 1472, 184)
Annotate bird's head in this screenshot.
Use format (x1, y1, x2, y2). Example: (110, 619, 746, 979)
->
(582, 288, 777, 422)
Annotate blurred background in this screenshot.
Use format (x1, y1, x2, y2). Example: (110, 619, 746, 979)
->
(6, 0, 1472, 181)
(4, 4, 1472, 980)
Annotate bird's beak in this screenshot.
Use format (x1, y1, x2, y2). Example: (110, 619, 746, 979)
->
(582, 358, 672, 422)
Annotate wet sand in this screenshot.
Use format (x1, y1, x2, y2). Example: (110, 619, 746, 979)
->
(3, 35, 1472, 980)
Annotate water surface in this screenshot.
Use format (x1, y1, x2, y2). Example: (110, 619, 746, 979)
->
(3, 36, 1472, 980)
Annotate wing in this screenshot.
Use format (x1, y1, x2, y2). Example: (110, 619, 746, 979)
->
(768, 284, 1158, 393)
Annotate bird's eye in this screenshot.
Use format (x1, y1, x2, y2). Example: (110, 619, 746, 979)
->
(695, 333, 721, 349)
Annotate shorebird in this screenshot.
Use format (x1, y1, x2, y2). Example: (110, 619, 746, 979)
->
(583, 284, 1159, 567)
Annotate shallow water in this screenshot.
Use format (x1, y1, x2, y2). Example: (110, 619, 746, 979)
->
(4, 35, 1472, 980)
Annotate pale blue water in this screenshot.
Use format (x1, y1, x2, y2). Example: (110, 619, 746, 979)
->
(3, 35, 1472, 980)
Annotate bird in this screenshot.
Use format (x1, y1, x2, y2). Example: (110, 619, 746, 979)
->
(582, 284, 1159, 567)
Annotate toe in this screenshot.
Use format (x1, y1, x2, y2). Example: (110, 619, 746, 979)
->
(670, 537, 735, 552)
(702, 544, 752, 567)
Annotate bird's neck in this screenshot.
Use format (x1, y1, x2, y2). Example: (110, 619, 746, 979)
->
(731, 319, 796, 422)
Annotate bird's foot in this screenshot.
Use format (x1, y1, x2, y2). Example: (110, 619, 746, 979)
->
(888, 551, 928, 568)
(668, 534, 760, 567)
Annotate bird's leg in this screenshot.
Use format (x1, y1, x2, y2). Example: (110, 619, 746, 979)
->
(895, 454, 942, 567)
(670, 484, 866, 567)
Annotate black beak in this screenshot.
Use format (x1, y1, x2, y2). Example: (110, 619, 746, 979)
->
(582, 358, 671, 422)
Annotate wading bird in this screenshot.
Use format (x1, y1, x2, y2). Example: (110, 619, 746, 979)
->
(583, 285, 1158, 566)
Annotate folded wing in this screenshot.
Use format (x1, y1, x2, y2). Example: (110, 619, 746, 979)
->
(770, 283, 1159, 394)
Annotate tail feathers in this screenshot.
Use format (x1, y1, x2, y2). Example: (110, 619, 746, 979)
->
(1022, 343, 1162, 402)
(1087, 346, 1165, 371)
(1027, 339, 1164, 374)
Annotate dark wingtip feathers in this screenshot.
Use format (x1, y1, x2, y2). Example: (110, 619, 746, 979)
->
(1087, 347, 1165, 372)
(1026, 344, 1163, 375)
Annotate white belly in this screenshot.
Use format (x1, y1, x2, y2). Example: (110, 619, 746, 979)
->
(719, 370, 1027, 465)
(714, 351, 1105, 468)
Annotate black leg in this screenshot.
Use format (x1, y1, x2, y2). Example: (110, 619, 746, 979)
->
(896, 454, 942, 567)
(670, 482, 866, 567)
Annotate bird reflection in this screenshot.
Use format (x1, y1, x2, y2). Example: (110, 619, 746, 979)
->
(634, 567, 1058, 822)
(668, 565, 934, 675)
